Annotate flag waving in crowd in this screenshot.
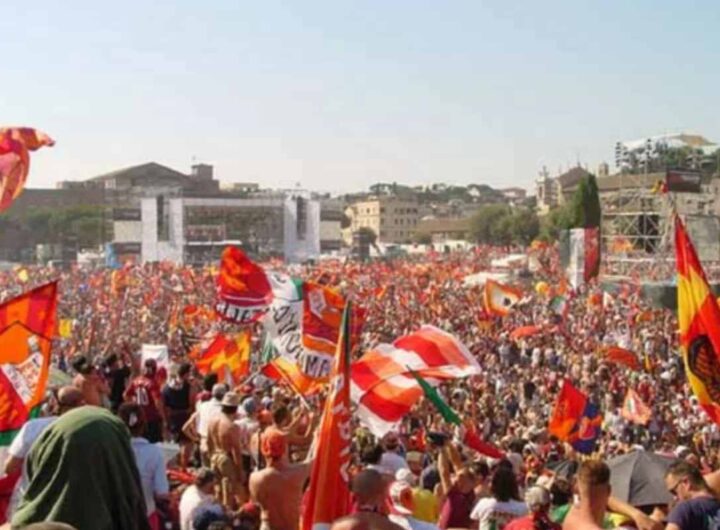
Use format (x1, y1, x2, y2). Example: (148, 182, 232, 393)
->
(0, 282, 57, 444)
(300, 303, 353, 530)
(0, 127, 54, 212)
(548, 379, 601, 454)
(675, 214, 720, 424)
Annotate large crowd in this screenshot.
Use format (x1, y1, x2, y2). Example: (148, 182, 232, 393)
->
(1, 244, 720, 530)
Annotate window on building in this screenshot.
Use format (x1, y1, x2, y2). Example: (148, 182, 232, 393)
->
(380, 207, 385, 214)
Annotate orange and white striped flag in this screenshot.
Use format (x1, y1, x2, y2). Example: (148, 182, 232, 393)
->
(350, 326, 481, 437)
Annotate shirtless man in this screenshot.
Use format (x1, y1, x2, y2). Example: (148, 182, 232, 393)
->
(563, 460, 611, 530)
(207, 391, 245, 508)
(71, 354, 109, 407)
(329, 470, 404, 530)
(249, 430, 312, 530)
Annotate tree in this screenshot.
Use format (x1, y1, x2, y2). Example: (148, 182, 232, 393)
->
(569, 174, 601, 228)
(508, 208, 540, 244)
(469, 204, 511, 244)
(538, 205, 574, 242)
(356, 226, 378, 247)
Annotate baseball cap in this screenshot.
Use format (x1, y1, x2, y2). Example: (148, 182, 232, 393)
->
(242, 397, 257, 415)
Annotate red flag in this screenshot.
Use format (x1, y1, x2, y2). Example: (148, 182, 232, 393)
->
(300, 303, 353, 530)
(0, 128, 54, 212)
(463, 427, 504, 460)
(601, 346, 642, 371)
(215, 246, 273, 324)
(510, 325, 542, 341)
(548, 379, 587, 440)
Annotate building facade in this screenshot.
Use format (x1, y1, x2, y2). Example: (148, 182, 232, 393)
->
(347, 197, 420, 243)
(116, 194, 321, 264)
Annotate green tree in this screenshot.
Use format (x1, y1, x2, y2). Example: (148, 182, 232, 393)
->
(508, 208, 540, 244)
(469, 204, 511, 244)
(569, 174, 601, 229)
(538, 205, 574, 242)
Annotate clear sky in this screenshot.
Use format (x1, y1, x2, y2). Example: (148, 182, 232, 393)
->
(2, 0, 719, 195)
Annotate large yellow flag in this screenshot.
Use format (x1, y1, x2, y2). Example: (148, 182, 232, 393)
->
(675, 215, 720, 424)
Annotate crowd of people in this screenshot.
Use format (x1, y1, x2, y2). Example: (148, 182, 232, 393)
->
(1, 243, 720, 530)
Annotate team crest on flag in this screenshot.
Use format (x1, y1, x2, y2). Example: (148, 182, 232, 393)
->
(675, 214, 720, 424)
(484, 279, 521, 317)
(0, 282, 57, 444)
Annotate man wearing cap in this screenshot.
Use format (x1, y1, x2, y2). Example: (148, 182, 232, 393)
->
(208, 391, 246, 509)
(249, 430, 311, 530)
(505, 486, 560, 530)
(179, 468, 223, 530)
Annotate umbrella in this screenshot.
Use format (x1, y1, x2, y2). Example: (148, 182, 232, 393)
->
(546, 458, 579, 479)
(608, 451, 674, 507)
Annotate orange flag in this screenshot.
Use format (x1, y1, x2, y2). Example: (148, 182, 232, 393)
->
(300, 303, 352, 530)
(675, 214, 720, 424)
(195, 331, 251, 384)
(484, 280, 521, 316)
(0, 127, 54, 212)
(621, 388, 652, 425)
(601, 346, 642, 371)
(0, 282, 58, 444)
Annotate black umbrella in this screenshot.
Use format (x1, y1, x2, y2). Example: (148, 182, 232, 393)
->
(546, 458, 579, 479)
(608, 451, 675, 507)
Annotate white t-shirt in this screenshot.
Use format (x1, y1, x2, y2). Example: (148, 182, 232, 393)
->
(130, 437, 169, 515)
(179, 485, 223, 530)
(470, 497, 528, 530)
(6, 416, 58, 517)
(196, 399, 222, 450)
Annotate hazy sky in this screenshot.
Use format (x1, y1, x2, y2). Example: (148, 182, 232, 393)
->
(3, 1, 719, 195)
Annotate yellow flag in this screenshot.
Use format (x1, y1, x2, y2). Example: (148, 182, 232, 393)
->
(59, 319, 74, 339)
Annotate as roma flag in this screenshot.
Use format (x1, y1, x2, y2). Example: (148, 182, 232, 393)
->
(548, 379, 587, 440)
(300, 302, 352, 530)
(0, 282, 58, 444)
(0, 127, 54, 212)
(675, 215, 720, 424)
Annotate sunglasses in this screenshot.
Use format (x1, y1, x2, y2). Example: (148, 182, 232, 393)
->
(668, 478, 684, 497)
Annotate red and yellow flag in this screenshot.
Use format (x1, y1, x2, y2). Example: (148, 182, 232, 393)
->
(675, 215, 720, 424)
(195, 330, 251, 384)
(300, 303, 352, 530)
(0, 127, 54, 212)
(0, 282, 58, 444)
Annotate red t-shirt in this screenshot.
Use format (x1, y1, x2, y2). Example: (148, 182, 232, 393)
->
(126, 376, 162, 422)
